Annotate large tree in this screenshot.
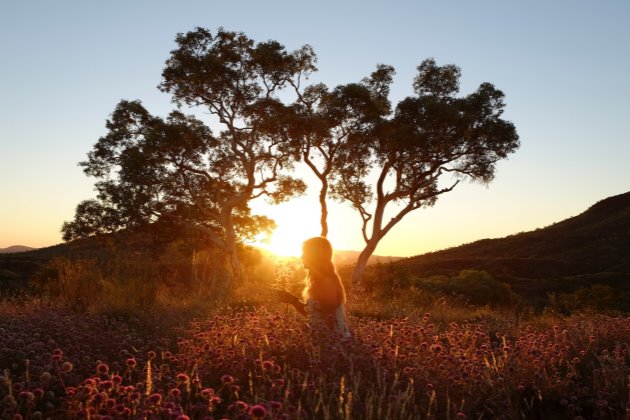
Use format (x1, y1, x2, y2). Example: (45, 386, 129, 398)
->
(329, 59, 520, 284)
(63, 28, 315, 279)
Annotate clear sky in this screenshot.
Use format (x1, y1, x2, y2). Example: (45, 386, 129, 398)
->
(1, 1, 629, 256)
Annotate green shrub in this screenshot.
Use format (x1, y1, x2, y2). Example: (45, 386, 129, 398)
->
(414, 269, 518, 306)
(549, 284, 630, 313)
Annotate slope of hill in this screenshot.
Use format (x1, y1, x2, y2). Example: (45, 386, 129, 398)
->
(397, 191, 630, 301)
(0, 245, 37, 253)
(334, 250, 402, 267)
(0, 229, 179, 293)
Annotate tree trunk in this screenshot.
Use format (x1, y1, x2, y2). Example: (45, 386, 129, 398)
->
(226, 243, 243, 280)
(352, 240, 378, 286)
(319, 180, 329, 237)
(221, 210, 244, 283)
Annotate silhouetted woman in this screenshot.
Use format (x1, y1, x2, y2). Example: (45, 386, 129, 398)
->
(277, 237, 351, 338)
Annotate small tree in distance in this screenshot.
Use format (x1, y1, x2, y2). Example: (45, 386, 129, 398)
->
(329, 59, 520, 284)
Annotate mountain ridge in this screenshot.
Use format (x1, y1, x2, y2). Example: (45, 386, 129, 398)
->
(394, 191, 630, 304)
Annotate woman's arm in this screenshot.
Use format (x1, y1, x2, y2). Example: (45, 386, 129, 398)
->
(275, 290, 308, 317)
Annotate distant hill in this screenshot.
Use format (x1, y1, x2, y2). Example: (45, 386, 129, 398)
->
(395, 191, 630, 304)
(0, 245, 37, 254)
(334, 250, 403, 267)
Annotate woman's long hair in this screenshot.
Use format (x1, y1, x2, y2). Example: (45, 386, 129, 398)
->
(302, 237, 346, 306)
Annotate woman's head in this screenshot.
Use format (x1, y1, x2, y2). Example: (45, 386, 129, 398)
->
(302, 236, 345, 305)
(301, 236, 333, 271)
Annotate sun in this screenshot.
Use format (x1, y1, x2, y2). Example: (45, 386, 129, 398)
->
(248, 196, 322, 257)
(260, 229, 301, 257)
(254, 224, 311, 257)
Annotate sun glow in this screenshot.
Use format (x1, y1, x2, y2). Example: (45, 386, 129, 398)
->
(255, 228, 304, 257)
(249, 196, 323, 257)
(254, 217, 324, 257)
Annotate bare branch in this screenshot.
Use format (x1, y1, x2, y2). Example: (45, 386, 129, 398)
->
(303, 152, 324, 180)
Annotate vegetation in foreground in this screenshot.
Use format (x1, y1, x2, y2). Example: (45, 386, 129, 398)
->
(2, 188, 629, 419)
(2, 288, 630, 419)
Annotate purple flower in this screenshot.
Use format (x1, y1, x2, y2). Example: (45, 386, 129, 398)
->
(96, 363, 109, 375)
(249, 404, 268, 418)
(201, 388, 215, 398)
(148, 393, 162, 404)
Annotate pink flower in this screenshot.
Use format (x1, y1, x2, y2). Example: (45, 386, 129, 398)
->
(18, 391, 34, 401)
(249, 404, 268, 418)
(148, 393, 162, 404)
(200, 388, 215, 398)
(96, 363, 109, 375)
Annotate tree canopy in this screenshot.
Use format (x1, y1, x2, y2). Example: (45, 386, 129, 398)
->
(301, 59, 520, 283)
(63, 28, 315, 278)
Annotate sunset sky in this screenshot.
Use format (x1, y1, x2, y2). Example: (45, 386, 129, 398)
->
(1, 1, 629, 257)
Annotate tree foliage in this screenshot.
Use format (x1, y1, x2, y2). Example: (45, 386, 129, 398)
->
(329, 59, 520, 283)
(63, 28, 315, 277)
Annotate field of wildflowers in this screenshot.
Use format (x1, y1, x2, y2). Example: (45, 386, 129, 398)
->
(2, 296, 630, 419)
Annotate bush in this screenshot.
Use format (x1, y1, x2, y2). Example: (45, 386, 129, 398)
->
(549, 283, 630, 313)
(29, 257, 104, 311)
(415, 270, 518, 306)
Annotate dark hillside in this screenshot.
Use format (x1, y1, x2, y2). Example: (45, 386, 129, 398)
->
(396, 191, 630, 303)
(0, 237, 121, 292)
(0, 221, 204, 293)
